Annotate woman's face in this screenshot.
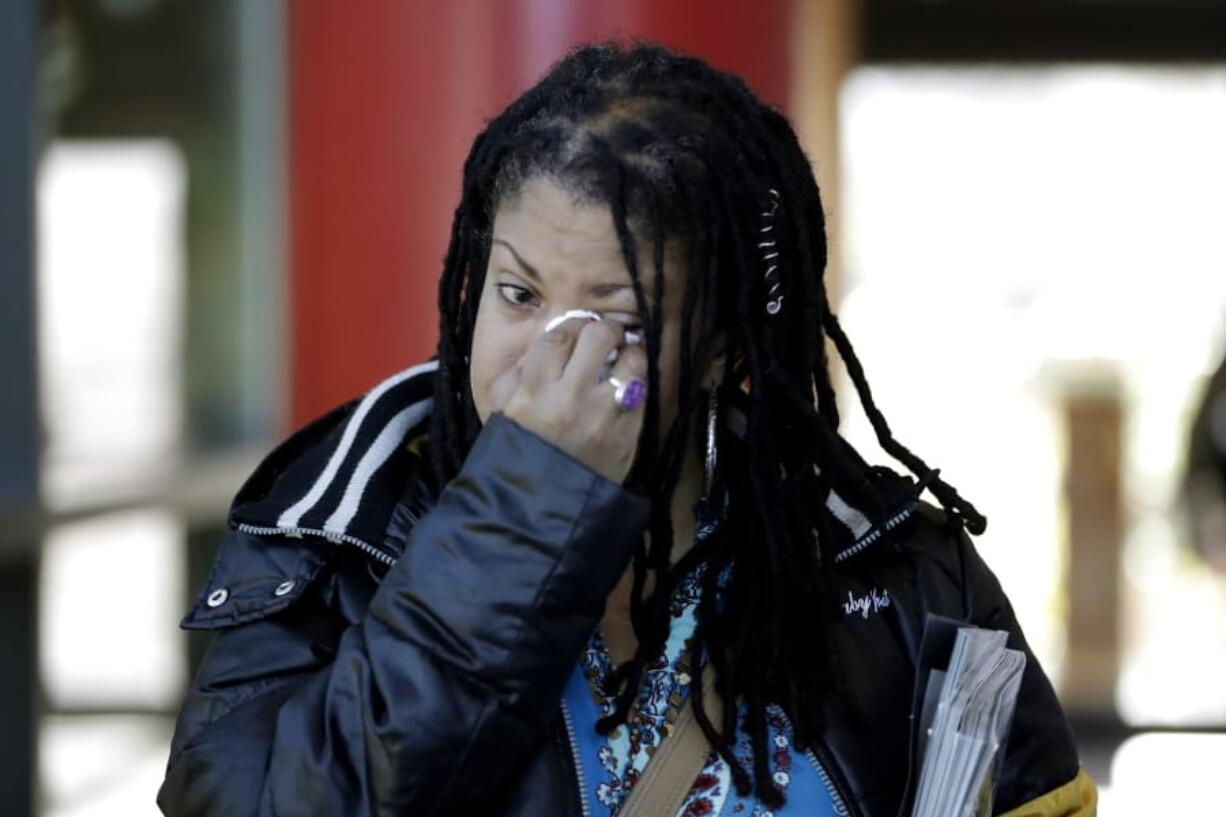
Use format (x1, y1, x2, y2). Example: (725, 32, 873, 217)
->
(469, 174, 703, 438)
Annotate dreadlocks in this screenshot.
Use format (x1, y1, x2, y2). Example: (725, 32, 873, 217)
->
(427, 39, 986, 808)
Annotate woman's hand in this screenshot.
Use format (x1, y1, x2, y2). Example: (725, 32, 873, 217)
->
(501, 315, 647, 484)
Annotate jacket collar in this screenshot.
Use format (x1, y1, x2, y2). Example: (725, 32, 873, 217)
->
(227, 359, 439, 565)
(718, 391, 935, 564)
(226, 357, 929, 567)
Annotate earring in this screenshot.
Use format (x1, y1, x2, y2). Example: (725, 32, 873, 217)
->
(692, 385, 723, 534)
(704, 386, 719, 499)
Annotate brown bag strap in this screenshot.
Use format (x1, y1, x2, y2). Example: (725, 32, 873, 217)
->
(618, 668, 724, 817)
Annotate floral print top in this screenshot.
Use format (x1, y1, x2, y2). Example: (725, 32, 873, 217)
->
(559, 500, 846, 817)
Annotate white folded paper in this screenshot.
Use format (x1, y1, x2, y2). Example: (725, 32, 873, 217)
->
(910, 627, 1026, 817)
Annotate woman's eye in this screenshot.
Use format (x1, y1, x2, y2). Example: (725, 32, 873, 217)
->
(496, 283, 536, 307)
(495, 283, 641, 330)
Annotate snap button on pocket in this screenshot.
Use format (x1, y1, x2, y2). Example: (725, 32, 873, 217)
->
(273, 579, 296, 597)
(206, 588, 229, 607)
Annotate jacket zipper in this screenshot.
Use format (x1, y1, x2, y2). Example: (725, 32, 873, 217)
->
(234, 522, 398, 566)
(833, 502, 918, 564)
(893, 692, 924, 817)
(805, 743, 855, 817)
(238, 501, 883, 816)
(558, 699, 592, 817)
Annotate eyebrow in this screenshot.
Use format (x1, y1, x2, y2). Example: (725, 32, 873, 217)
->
(492, 237, 635, 298)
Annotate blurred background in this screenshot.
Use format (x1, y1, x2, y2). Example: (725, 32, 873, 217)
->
(3, 0, 1225, 814)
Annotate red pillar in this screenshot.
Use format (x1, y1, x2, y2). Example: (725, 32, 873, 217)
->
(287, 0, 791, 429)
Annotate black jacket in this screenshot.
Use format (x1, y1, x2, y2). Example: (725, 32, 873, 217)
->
(157, 359, 1083, 817)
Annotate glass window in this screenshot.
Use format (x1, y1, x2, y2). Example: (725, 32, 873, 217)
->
(37, 140, 186, 511)
(840, 64, 1226, 723)
(40, 508, 186, 710)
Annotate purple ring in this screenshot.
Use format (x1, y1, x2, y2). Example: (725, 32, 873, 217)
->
(610, 377, 647, 411)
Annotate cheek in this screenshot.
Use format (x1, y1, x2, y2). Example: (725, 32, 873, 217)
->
(468, 304, 531, 424)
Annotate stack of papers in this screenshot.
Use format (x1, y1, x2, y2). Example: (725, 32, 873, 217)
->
(910, 626, 1026, 817)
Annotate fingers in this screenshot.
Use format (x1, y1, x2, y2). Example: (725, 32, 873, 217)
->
(518, 310, 648, 409)
(500, 312, 648, 484)
(518, 313, 594, 389)
(605, 338, 647, 409)
(564, 319, 626, 387)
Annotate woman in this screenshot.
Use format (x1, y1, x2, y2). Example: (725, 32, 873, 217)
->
(159, 41, 1096, 816)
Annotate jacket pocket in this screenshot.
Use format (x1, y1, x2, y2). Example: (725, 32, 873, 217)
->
(180, 528, 333, 630)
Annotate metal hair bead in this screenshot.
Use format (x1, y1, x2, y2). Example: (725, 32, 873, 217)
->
(759, 187, 783, 316)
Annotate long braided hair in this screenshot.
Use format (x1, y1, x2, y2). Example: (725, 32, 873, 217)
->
(427, 39, 986, 807)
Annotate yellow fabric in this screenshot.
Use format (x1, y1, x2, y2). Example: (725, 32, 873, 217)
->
(405, 432, 429, 458)
(998, 768, 1097, 817)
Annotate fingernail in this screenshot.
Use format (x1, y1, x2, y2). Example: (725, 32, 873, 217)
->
(544, 309, 602, 334)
